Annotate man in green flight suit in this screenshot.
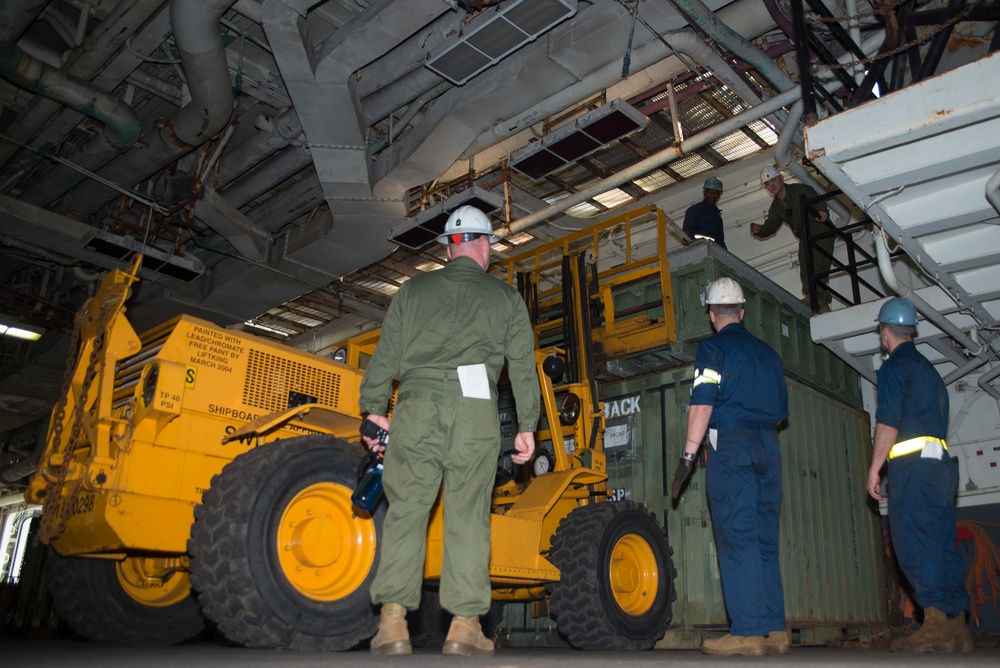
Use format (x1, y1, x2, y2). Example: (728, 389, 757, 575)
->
(359, 205, 540, 657)
(751, 165, 835, 313)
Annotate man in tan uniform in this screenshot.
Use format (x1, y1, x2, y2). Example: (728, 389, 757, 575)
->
(359, 205, 540, 657)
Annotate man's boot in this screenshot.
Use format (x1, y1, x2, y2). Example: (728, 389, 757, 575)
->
(890, 607, 956, 653)
(950, 612, 975, 653)
(442, 615, 495, 656)
(370, 603, 411, 656)
(765, 630, 791, 655)
(702, 634, 766, 656)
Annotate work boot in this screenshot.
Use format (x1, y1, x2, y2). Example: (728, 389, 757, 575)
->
(890, 607, 956, 653)
(950, 613, 975, 653)
(442, 615, 495, 656)
(702, 634, 766, 656)
(370, 603, 411, 656)
(765, 630, 791, 655)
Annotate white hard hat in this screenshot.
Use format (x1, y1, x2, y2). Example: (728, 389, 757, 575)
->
(438, 205, 498, 244)
(706, 277, 745, 304)
(760, 165, 781, 184)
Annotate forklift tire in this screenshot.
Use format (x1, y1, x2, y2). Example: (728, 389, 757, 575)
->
(547, 500, 675, 650)
(189, 435, 383, 651)
(46, 550, 205, 645)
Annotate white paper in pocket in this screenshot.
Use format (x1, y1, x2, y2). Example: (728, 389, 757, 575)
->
(457, 363, 491, 400)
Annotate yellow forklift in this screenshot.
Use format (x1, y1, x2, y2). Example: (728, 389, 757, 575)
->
(27, 208, 676, 650)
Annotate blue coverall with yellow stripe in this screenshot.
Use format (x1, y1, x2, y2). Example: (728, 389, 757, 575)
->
(876, 341, 967, 617)
(691, 321, 788, 636)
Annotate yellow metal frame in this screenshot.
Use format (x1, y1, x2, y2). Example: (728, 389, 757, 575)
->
(502, 205, 678, 359)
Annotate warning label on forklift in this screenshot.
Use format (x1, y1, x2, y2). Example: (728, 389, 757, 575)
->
(186, 325, 246, 372)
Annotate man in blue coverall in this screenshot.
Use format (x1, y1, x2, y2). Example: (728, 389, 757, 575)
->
(683, 177, 726, 249)
(671, 277, 789, 656)
(867, 297, 973, 653)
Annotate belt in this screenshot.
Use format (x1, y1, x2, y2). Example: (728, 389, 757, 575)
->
(888, 436, 947, 460)
(402, 368, 460, 383)
(714, 418, 778, 432)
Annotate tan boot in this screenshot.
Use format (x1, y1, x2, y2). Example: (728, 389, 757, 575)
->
(442, 615, 495, 656)
(370, 603, 411, 656)
(890, 607, 956, 653)
(702, 634, 766, 656)
(765, 630, 791, 655)
(950, 612, 975, 653)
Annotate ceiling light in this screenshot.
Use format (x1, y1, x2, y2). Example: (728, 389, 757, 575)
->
(389, 186, 504, 250)
(0, 322, 43, 341)
(509, 98, 647, 181)
(426, 0, 577, 85)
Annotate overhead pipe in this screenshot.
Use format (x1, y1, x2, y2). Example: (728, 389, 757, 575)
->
(873, 227, 996, 396)
(370, 82, 451, 155)
(215, 107, 303, 186)
(986, 165, 1000, 215)
(0, 0, 167, 172)
(977, 363, 1000, 402)
(773, 99, 853, 225)
(0, 47, 141, 148)
(62, 0, 237, 216)
(217, 144, 313, 208)
(668, 0, 796, 93)
(505, 87, 801, 236)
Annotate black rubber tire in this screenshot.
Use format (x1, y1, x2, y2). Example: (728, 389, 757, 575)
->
(46, 550, 205, 645)
(188, 435, 383, 651)
(547, 501, 675, 650)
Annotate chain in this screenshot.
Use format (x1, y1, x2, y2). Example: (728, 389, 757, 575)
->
(812, 2, 978, 71)
(38, 297, 113, 543)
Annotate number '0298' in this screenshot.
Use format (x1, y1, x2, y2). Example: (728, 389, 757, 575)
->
(71, 494, 96, 515)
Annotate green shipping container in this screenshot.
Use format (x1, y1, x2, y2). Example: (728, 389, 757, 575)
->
(605, 241, 862, 407)
(602, 366, 887, 647)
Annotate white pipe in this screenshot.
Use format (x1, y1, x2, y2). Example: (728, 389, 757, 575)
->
(874, 227, 988, 362)
(845, 0, 864, 83)
(987, 165, 1000, 215)
(775, 100, 853, 225)
(978, 363, 1000, 401)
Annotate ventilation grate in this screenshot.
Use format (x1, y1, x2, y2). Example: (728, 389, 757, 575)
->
(243, 349, 342, 413)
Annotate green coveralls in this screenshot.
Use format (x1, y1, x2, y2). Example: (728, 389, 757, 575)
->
(359, 255, 540, 617)
(754, 183, 835, 305)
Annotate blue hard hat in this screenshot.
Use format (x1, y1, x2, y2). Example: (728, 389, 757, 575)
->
(703, 177, 723, 191)
(876, 297, 918, 326)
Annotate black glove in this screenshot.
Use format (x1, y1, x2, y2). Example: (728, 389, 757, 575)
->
(671, 455, 696, 500)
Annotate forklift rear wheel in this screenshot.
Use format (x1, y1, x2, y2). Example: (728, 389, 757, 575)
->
(47, 551, 204, 645)
(548, 500, 675, 650)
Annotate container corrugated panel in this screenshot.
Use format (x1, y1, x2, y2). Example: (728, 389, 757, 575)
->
(606, 242, 862, 407)
(601, 366, 885, 646)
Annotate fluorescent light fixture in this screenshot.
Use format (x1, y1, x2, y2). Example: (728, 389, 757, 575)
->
(81, 229, 205, 282)
(509, 98, 647, 181)
(426, 0, 577, 85)
(389, 186, 504, 250)
(0, 322, 43, 341)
